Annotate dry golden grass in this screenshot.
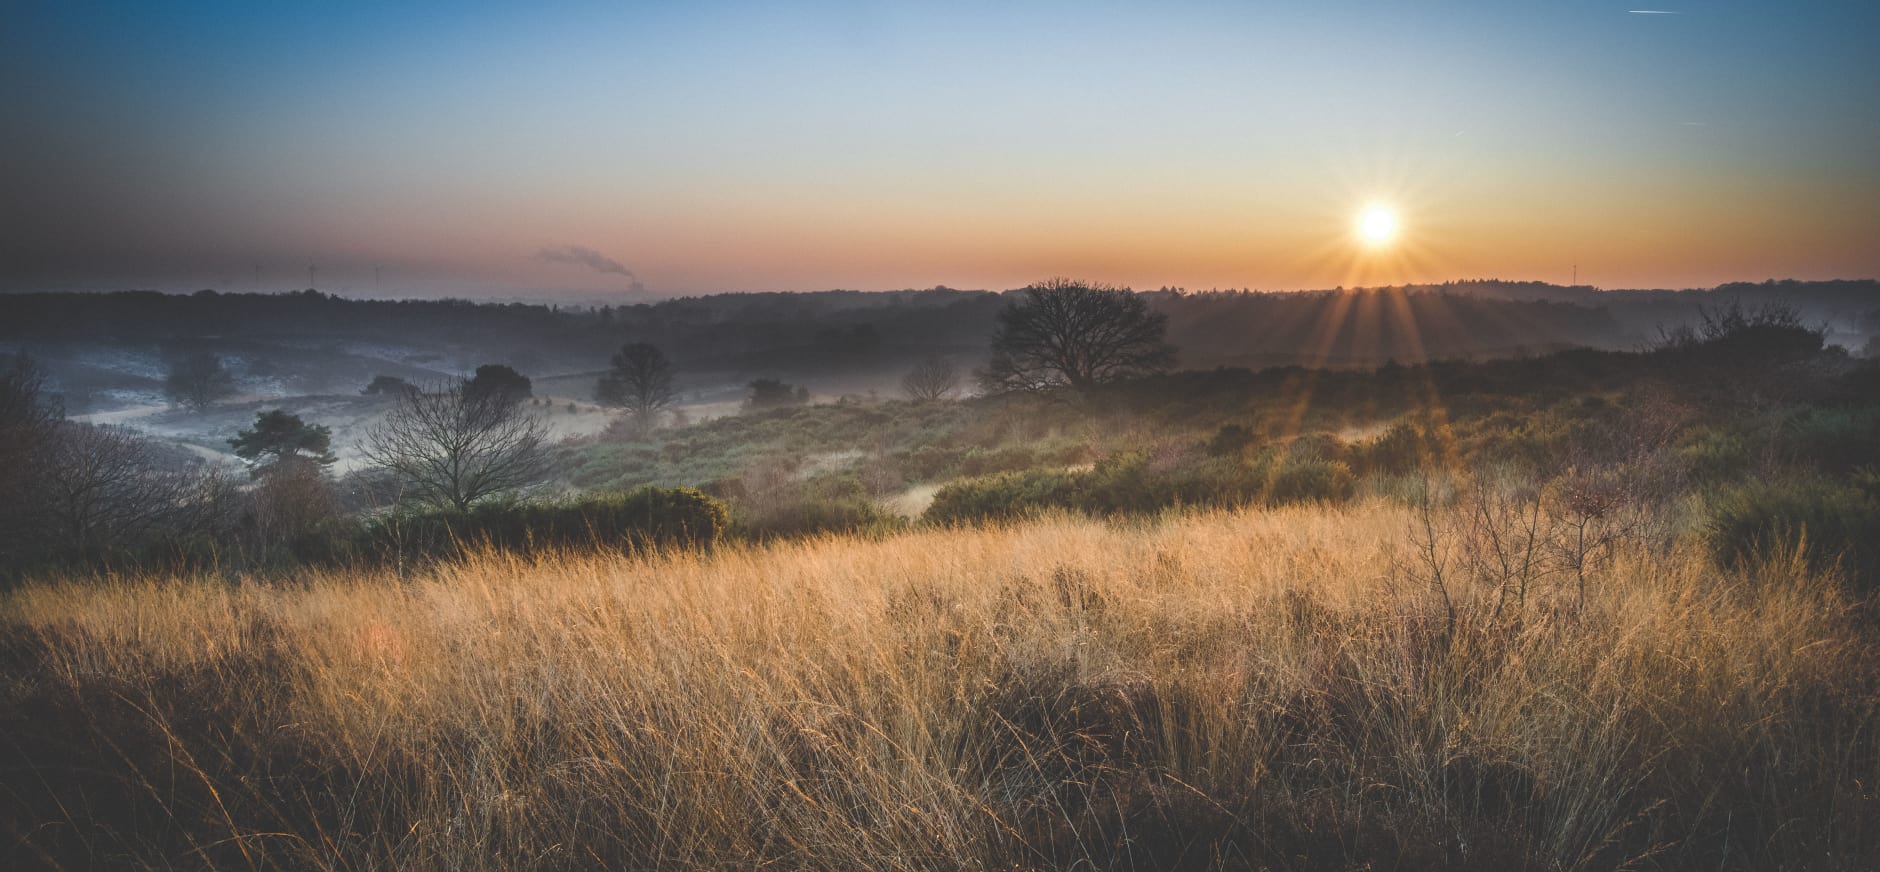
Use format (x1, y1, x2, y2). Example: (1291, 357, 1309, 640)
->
(3, 502, 1876, 870)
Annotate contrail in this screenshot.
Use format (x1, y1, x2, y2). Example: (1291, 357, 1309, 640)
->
(1628, 9, 1681, 13)
(536, 245, 635, 279)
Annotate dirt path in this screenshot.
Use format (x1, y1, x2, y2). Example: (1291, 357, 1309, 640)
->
(883, 482, 943, 519)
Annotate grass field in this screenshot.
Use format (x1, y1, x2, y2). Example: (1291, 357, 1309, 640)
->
(4, 501, 1875, 870)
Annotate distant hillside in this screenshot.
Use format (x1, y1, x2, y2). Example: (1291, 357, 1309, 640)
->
(1406, 278, 1880, 351)
(3, 280, 1873, 391)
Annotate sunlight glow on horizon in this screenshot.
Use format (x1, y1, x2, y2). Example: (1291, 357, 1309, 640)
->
(3, 1, 1876, 297)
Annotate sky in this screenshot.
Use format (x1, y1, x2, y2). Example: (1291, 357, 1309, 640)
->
(3, 1, 1877, 299)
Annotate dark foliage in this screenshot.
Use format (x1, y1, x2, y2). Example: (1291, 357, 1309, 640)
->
(1707, 475, 1880, 593)
(163, 350, 235, 411)
(745, 378, 809, 410)
(924, 445, 1355, 524)
(229, 409, 336, 472)
(924, 469, 1086, 524)
(465, 364, 533, 408)
(362, 374, 419, 397)
(355, 486, 728, 564)
(0, 354, 62, 570)
(1654, 300, 1821, 356)
(595, 342, 676, 426)
(981, 278, 1175, 394)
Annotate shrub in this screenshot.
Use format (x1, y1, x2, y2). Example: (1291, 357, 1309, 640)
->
(1076, 451, 1160, 514)
(1780, 407, 1880, 474)
(360, 486, 727, 564)
(1352, 421, 1433, 476)
(1266, 458, 1357, 505)
(1706, 477, 1880, 593)
(1076, 449, 1268, 514)
(746, 378, 809, 410)
(1677, 425, 1757, 485)
(1655, 301, 1824, 361)
(958, 445, 1038, 477)
(733, 494, 905, 540)
(901, 444, 968, 480)
(1207, 424, 1257, 456)
(925, 449, 1287, 524)
(1284, 432, 1348, 464)
(924, 469, 1084, 524)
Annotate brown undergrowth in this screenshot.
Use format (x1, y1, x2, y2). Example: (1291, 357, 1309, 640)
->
(2, 503, 1875, 870)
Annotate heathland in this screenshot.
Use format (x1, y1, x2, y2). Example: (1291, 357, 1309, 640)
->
(2, 285, 1878, 869)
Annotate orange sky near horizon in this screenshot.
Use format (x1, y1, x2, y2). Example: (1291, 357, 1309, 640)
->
(4, 2, 1876, 298)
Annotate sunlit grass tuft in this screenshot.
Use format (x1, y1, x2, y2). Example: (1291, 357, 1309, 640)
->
(3, 503, 1875, 869)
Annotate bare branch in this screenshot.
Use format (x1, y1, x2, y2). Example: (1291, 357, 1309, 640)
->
(360, 382, 550, 511)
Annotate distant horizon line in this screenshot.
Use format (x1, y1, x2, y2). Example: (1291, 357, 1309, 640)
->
(4, 276, 1875, 306)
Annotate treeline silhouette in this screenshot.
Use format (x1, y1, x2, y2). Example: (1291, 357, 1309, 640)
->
(3, 279, 1873, 373)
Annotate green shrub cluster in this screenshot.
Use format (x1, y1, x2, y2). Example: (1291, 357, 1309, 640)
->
(732, 493, 906, 540)
(924, 446, 1356, 524)
(710, 470, 908, 541)
(924, 469, 1085, 524)
(894, 439, 1089, 483)
(1706, 476, 1880, 593)
(1677, 425, 1757, 485)
(1779, 407, 1880, 474)
(1266, 458, 1358, 505)
(360, 487, 728, 564)
(1348, 421, 1437, 476)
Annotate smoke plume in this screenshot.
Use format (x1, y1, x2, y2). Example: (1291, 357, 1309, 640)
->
(536, 245, 635, 279)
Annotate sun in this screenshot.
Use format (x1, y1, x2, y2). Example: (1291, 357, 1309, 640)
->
(1357, 204, 1398, 247)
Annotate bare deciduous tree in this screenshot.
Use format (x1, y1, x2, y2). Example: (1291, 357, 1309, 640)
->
(596, 342, 676, 429)
(1397, 461, 1680, 629)
(980, 278, 1174, 394)
(901, 355, 960, 401)
(249, 457, 343, 547)
(35, 423, 239, 555)
(1, 353, 61, 564)
(0, 352, 59, 435)
(360, 382, 549, 511)
(164, 350, 236, 412)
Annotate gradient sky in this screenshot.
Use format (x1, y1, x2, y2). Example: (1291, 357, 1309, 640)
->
(4, 1, 1877, 299)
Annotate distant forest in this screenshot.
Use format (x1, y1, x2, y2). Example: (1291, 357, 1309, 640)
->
(3, 279, 1875, 377)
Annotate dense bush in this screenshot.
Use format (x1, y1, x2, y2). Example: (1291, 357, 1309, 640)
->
(1462, 413, 1565, 474)
(895, 439, 1088, 484)
(1351, 421, 1435, 476)
(959, 445, 1040, 477)
(924, 469, 1084, 524)
(1266, 458, 1358, 505)
(900, 444, 968, 480)
(1078, 449, 1267, 513)
(925, 447, 1358, 525)
(732, 493, 905, 540)
(1779, 406, 1880, 474)
(1206, 423, 1257, 456)
(711, 466, 907, 541)
(1655, 301, 1824, 362)
(1283, 432, 1348, 464)
(359, 486, 728, 564)
(1677, 425, 1757, 485)
(1706, 476, 1880, 592)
